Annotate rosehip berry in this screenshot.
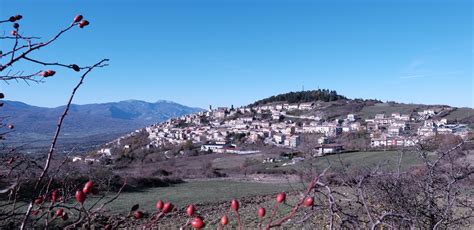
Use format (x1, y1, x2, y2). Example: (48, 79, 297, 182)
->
(231, 199, 239, 211)
(51, 190, 58, 202)
(42, 70, 56, 77)
(55, 208, 64, 217)
(220, 215, 229, 225)
(11, 30, 17, 36)
(13, 23, 19, 29)
(34, 197, 44, 205)
(7, 124, 14, 129)
(276, 192, 286, 203)
(14, 15, 22, 20)
(75, 190, 86, 204)
(258, 207, 266, 218)
(162, 202, 173, 213)
(191, 217, 205, 229)
(78, 20, 89, 28)
(84, 180, 93, 190)
(73, 15, 83, 23)
(104, 224, 112, 230)
(156, 200, 164, 210)
(134, 211, 143, 219)
(304, 197, 314, 207)
(62, 213, 69, 221)
(82, 186, 91, 195)
(186, 204, 195, 217)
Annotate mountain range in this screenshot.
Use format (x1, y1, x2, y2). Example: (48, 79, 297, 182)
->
(0, 100, 202, 152)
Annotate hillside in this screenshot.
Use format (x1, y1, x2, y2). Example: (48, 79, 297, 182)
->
(1, 100, 202, 152)
(249, 89, 349, 106)
(100, 90, 472, 169)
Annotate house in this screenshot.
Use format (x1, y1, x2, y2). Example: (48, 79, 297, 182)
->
(299, 102, 314, 110)
(371, 135, 417, 148)
(285, 127, 296, 135)
(418, 121, 437, 137)
(288, 135, 300, 148)
(215, 110, 227, 119)
(272, 112, 281, 120)
(72, 156, 83, 162)
(273, 134, 286, 144)
(288, 104, 299, 110)
(347, 114, 357, 122)
(313, 144, 343, 156)
(284, 135, 300, 148)
(97, 148, 111, 156)
(201, 142, 226, 152)
(375, 114, 385, 119)
(318, 136, 329, 144)
(400, 114, 411, 121)
(387, 125, 402, 136)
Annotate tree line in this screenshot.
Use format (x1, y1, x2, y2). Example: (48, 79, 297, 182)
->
(250, 89, 347, 106)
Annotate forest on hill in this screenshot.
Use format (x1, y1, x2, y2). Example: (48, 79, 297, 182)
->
(249, 89, 347, 106)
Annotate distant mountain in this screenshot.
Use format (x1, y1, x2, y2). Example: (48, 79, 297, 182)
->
(0, 100, 202, 152)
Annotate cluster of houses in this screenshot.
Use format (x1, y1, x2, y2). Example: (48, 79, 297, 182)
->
(369, 110, 469, 148)
(144, 104, 307, 153)
(85, 103, 470, 161)
(143, 102, 364, 154)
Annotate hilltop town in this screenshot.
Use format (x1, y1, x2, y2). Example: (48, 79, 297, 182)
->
(81, 91, 472, 164)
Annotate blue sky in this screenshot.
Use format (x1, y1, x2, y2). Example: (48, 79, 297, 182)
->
(1, 0, 472, 108)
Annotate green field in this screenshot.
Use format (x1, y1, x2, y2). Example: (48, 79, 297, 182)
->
(302, 150, 423, 171)
(443, 107, 474, 121)
(99, 151, 423, 213)
(96, 180, 301, 214)
(358, 103, 420, 119)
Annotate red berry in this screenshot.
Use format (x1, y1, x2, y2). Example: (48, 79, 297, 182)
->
(14, 15, 22, 20)
(220, 215, 229, 225)
(156, 200, 164, 210)
(104, 224, 112, 230)
(84, 180, 94, 190)
(34, 197, 44, 205)
(231, 199, 239, 211)
(55, 208, 64, 217)
(7, 124, 14, 129)
(42, 70, 56, 77)
(75, 190, 86, 203)
(73, 15, 83, 23)
(78, 20, 89, 28)
(9, 16, 16, 22)
(162, 202, 173, 213)
(276, 192, 286, 203)
(191, 217, 205, 229)
(51, 190, 58, 202)
(61, 213, 69, 221)
(82, 186, 91, 195)
(186, 204, 195, 217)
(13, 23, 19, 29)
(11, 30, 17, 36)
(134, 211, 143, 219)
(304, 197, 314, 207)
(32, 210, 40, 216)
(257, 207, 266, 218)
